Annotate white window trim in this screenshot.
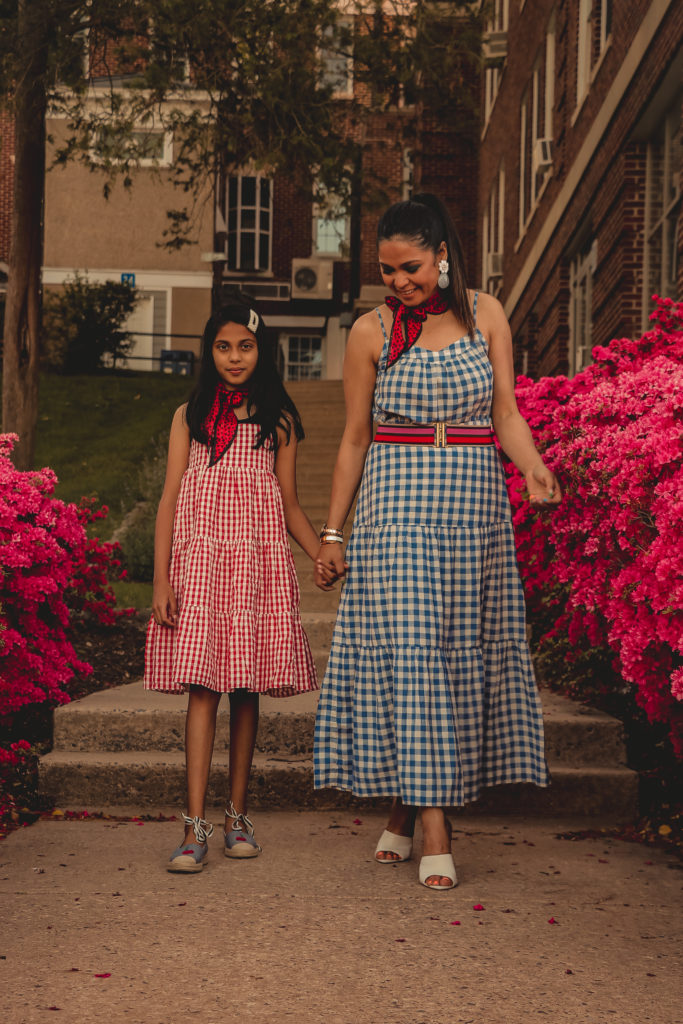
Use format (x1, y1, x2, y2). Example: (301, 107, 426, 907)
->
(483, 162, 505, 296)
(482, 0, 509, 129)
(641, 98, 682, 330)
(516, 12, 556, 247)
(518, 92, 527, 240)
(88, 124, 173, 167)
(569, 238, 597, 376)
(573, 0, 612, 123)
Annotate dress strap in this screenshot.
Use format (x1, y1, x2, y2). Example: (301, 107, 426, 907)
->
(473, 291, 479, 325)
(375, 307, 391, 371)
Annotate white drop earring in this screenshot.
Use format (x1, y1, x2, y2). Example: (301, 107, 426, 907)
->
(438, 259, 450, 289)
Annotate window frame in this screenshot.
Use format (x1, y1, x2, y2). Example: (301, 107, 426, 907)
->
(279, 333, 325, 381)
(225, 173, 273, 274)
(319, 16, 354, 99)
(642, 97, 682, 329)
(568, 237, 597, 376)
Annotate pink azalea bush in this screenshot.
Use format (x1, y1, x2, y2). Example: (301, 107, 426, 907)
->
(506, 297, 683, 758)
(0, 434, 129, 829)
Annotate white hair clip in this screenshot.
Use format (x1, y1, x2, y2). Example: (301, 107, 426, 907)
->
(247, 309, 259, 333)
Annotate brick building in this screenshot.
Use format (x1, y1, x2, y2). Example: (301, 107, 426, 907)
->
(0, 107, 14, 319)
(478, 0, 682, 378)
(34, 15, 478, 381)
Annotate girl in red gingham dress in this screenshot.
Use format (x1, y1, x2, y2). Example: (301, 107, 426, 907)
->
(144, 298, 319, 872)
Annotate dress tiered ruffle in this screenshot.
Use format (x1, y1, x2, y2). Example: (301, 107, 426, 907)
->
(314, 313, 549, 805)
(145, 424, 317, 697)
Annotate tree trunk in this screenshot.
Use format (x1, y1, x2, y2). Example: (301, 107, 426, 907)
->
(1, 1, 47, 470)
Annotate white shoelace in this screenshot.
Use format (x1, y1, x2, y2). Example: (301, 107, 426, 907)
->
(182, 814, 214, 844)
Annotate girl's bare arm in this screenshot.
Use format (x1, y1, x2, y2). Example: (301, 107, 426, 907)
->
(315, 312, 381, 581)
(274, 421, 320, 560)
(152, 404, 191, 626)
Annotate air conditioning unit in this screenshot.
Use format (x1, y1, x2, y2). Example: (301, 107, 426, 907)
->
(534, 138, 553, 171)
(488, 252, 503, 279)
(483, 30, 507, 67)
(291, 258, 334, 300)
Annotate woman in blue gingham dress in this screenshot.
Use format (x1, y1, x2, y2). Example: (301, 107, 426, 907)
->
(313, 195, 560, 890)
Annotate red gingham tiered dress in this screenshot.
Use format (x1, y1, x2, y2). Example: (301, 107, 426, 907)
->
(144, 423, 318, 697)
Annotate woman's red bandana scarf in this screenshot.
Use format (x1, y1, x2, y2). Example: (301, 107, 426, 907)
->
(204, 385, 249, 466)
(384, 291, 450, 368)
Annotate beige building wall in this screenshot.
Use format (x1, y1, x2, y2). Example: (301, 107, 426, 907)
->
(43, 118, 213, 367)
(172, 288, 212, 358)
(44, 119, 213, 273)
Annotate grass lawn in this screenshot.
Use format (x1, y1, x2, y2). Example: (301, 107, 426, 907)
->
(31, 372, 190, 533)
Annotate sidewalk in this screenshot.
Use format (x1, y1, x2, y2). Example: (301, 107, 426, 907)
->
(1, 810, 681, 1024)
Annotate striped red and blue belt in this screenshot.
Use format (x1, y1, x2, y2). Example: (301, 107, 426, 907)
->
(374, 422, 495, 448)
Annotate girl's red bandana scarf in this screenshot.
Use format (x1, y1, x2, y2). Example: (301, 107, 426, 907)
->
(204, 386, 249, 466)
(384, 291, 450, 368)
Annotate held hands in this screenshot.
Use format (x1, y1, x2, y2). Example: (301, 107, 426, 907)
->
(314, 543, 348, 591)
(152, 580, 178, 627)
(525, 462, 562, 506)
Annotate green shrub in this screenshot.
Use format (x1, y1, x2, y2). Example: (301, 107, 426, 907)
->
(43, 273, 139, 374)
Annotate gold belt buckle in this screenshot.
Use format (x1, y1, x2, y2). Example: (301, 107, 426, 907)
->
(433, 421, 447, 447)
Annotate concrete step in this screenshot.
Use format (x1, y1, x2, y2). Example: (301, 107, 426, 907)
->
(50, 677, 631, 769)
(38, 748, 638, 818)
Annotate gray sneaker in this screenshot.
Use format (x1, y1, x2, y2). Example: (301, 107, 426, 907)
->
(168, 815, 214, 873)
(223, 802, 262, 859)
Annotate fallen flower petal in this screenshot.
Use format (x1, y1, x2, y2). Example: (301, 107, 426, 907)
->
(395, 938, 406, 943)
(94, 973, 111, 978)
(473, 904, 485, 911)
(352, 818, 363, 825)
(565, 969, 574, 975)
(450, 920, 461, 926)
(548, 917, 558, 924)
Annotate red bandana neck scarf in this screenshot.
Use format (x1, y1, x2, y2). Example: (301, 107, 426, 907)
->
(384, 290, 450, 368)
(204, 385, 249, 466)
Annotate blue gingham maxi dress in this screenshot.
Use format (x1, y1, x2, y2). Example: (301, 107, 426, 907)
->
(313, 295, 549, 805)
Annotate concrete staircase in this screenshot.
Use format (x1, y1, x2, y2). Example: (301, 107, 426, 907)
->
(39, 381, 639, 818)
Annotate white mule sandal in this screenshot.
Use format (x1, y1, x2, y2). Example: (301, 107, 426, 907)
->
(418, 853, 458, 890)
(375, 829, 413, 863)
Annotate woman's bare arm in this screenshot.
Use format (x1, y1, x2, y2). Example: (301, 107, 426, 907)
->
(478, 292, 561, 505)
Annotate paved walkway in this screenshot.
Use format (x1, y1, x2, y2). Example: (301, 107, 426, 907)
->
(1, 810, 681, 1023)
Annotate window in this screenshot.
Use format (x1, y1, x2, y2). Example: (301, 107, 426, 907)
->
(313, 186, 349, 258)
(519, 86, 531, 234)
(320, 18, 353, 98)
(518, 12, 555, 237)
(402, 148, 414, 201)
(576, 0, 611, 110)
(643, 98, 682, 327)
(483, 0, 509, 125)
(92, 125, 172, 167)
(279, 335, 324, 381)
(482, 162, 505, 296)
(569, 238, 597, 376)
(226, 175, 272, 273)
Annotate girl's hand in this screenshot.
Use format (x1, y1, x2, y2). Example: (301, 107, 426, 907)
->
(526, 462, 561, 506)
(314, 543, 348, 590)
(152, 581, 178, 627)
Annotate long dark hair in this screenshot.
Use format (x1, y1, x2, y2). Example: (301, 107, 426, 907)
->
(186, 297, 304, 450)
(377, 192, 475, 339)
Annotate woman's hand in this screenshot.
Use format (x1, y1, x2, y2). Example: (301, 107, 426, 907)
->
(152, 580, 178, 627)
(314, 543, 348, 590)
(526, 462, 561, 506)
